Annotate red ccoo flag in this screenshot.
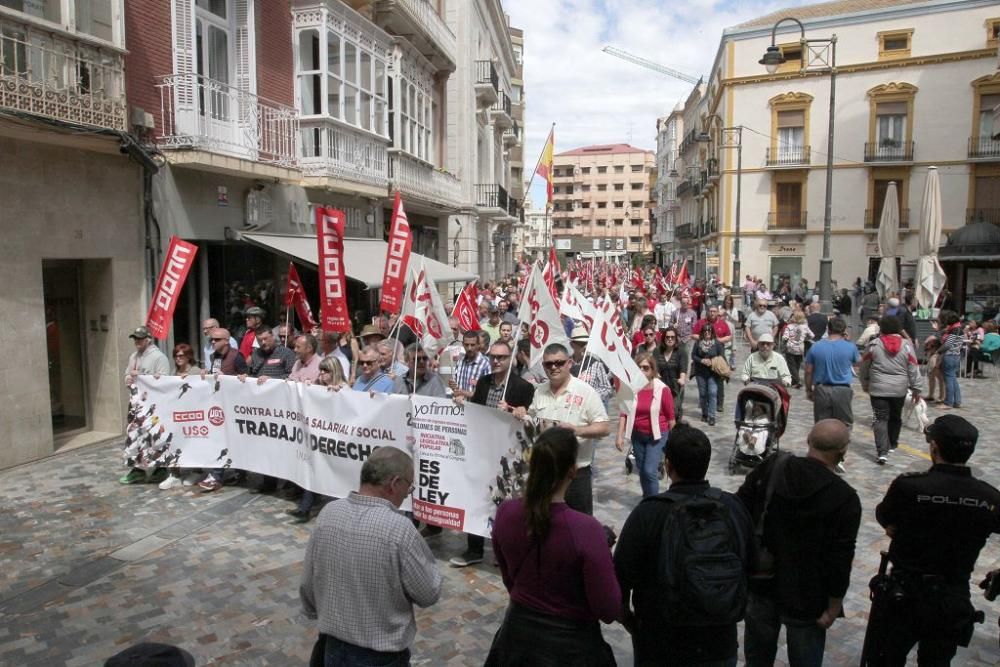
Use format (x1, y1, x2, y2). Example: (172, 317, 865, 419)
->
(379, 192, 412, 314)
(146, 236, 198, 340)
(316, 207, 350, 332)
(451, 282, 481, 331)
(284, 262, 317, 330)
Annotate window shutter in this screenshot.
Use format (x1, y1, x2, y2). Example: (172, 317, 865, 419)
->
(234, 0, 256, 94)
(876, 101, 907, 116)
(777, 109, 804, 127)
(172, 0, 196, 109)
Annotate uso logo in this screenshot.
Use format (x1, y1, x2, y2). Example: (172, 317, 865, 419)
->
(208, 406, 225, 426)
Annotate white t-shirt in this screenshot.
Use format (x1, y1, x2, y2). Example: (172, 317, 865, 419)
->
(530, 375, 609, 468)
(654, 301, 677, 330)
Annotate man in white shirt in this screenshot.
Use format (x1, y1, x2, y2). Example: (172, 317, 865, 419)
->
(527, 343, 610, 515)
(654, 291, 677, 331)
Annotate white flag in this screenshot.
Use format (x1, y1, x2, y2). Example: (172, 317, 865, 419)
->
(585, 299, 645, 395)
(518, 262, 570, 367)
(401, 261, 451, 359)
(559, 280, 598, 332)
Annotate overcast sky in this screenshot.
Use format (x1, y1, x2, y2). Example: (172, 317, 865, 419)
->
(504, 0, 812, 209)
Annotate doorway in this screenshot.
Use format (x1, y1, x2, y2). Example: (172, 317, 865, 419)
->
(43, 260, 88, 436)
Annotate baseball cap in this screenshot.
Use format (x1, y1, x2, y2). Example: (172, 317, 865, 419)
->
(757, 333, 774, 344)
(129, 326, 151, 340)
(925, 415, 978, 450)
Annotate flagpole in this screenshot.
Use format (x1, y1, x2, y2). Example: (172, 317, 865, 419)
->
(499, 260, 538, 403)
(524, 122, 555, 198)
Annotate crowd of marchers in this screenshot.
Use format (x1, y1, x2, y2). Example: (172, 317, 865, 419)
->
(117, 264, 1000, 667)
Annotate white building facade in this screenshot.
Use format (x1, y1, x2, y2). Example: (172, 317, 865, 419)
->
(676, 0, 999, 290)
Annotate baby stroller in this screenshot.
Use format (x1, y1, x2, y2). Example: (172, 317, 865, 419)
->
(728, 381, 788, 474)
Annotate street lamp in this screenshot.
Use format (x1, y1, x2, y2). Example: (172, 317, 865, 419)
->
(697, 115, 743, 286)
(761, 17, 838, 313)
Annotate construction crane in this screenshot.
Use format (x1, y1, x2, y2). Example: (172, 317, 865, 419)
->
(602, 46, 702, 86)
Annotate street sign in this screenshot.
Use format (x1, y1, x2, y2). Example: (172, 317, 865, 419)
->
(706, 257, 720, 268)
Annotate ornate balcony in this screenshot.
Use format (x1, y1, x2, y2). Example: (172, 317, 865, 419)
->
(158, 74, 299, 166)
(371, 0, 456, 71)
(864, 140, 914, 163)
(765, 146, 811, 167)
(676, 222, 694, 239)
(767, 211, 807, 232)
(502, 120, 520, 147)
(300, 120, 388, 188)
(864, 208, 910, 230)
(969, 136, 1000, 160)
(388, 150, 461, 209)
(490, 90, 512, 129)
(474, 60, 498, 107)
(0, 12, 126, 131)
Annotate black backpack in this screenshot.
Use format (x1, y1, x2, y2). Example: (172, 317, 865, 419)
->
(645, 488, 748, 627)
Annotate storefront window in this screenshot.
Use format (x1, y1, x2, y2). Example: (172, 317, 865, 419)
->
(769, 256, 802, 292)
(965, 267, 1000, 315)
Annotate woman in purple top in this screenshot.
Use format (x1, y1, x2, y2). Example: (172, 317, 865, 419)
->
(486, 427, 621, 666)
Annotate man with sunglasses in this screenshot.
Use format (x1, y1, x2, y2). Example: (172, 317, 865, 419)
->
(871, 415, 1000, 665)
(527, 343, 611, 515)
(205, 327, 246, 376)
(450, 341, 535, 568)
(352, 346, 395, 393)
(300, 446, 441, 666)
(392, 344, 448, 397)
(201, 318, 237, 368)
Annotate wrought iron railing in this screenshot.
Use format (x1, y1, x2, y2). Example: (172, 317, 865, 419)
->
(766, 211, 807, 230)
(475, 60, 498, 92)
(765, 146, 811, 166)
(491, 90, 511, 117)
(966, 208, 1000, 225)
(389, 151, 461, 207)
(864, 140, 914, 162)
(0, 13, 126, 130)
(476, 183, 508, 210)
(158, 74, 298, 166)
(968, 136, 1000, 159)
(502, 120, 520, 145)
(676, 222, 694, 239)
(864, 208, 910, 230)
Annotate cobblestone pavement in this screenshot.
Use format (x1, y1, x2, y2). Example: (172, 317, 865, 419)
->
(2, 348, 1000, 666)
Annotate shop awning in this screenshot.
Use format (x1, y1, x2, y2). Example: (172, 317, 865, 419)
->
(238, 231, 476, 288)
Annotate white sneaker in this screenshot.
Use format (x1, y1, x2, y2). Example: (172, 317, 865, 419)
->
(159, 474, 184, 490)
(182, 472, 206, 487)
(877, 456, 888, 466)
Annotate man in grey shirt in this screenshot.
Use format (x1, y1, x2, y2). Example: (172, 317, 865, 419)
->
(745, 300, 779, 350)
(392, 343, 449, 397)
(300, 447, 441, 664)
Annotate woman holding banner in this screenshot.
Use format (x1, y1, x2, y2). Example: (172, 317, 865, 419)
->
(487, 428, 620, 666)
(156, 344, 198, 490)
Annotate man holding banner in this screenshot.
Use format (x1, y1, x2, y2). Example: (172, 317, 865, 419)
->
(528, 343, 610, 515)
(120, 326, 170, 485)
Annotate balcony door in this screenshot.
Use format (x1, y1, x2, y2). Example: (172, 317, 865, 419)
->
(776, 182, 802, 228)
(876, 102, 907, 157)
(777, 110, 805, 162)
(193, 0, 242, 152)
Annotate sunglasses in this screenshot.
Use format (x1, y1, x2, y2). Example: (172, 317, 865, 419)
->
(359, 359, 377, 366)
(643, 332, 656, 337)
(488, 354, 511, 361)
(542, 359, 569, 370)
(210, 337, 227, 342)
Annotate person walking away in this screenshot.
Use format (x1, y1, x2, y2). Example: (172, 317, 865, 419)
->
(527, 344, 610, 515)
(872, 415, 1000, 665)
(803, 318, 859, 427)
(615, 425, 753, 666)
(300, 447, 441, 666)
(804, 302, 827, 356)
(938, 311, 964, 409)
(737, 420, 861, 667)
(691, 326, 725, 426)
(450, 341, 535, 567)
(486, 428, 620, 666)
(615, 352, 676, 497)
(286, 357, 350, 523)
(859, 316, 922, 465)
(657, 327, 689, 422)
(120, 326, 170, 485)
(781, 312, 813, 389)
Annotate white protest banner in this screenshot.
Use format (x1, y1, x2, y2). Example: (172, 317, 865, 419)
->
(517, 262, 570, 367)
(408, 396, 528, 536)
(125, 376, 525, 537)
(559, 280, 597, 332)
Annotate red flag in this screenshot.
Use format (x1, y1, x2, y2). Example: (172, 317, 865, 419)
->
(631, 269, 645, 292)
(668, 261, 679, 285)
(677, 259, 690, 287)
(285, 262, 318, 330)
(541, 247, 560, 301)
(379, 192, 412, 314)
(145, 236, 198, 340)
(452, 282, 481, 331)
(316, 207, 350, 332)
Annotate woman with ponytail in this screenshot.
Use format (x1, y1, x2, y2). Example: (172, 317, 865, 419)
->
(486, 427, 621, 666)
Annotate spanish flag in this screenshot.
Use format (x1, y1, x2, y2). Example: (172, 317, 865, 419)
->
(535, 126, 554, 205)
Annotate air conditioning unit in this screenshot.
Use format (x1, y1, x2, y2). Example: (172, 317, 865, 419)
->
(130, 106, 155, 130)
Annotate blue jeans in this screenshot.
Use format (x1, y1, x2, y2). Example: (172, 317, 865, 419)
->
(942, 354, 961, 407)
(696, 374, 718, 419)
(324, 634, 410, 667)
(631, 431, 666, 497)
(744, 593, 826, 667)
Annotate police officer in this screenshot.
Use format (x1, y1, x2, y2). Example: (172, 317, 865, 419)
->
(873, 414, 1000, 665)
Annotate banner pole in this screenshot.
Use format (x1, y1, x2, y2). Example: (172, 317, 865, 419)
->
(285, 305, 292, 347)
